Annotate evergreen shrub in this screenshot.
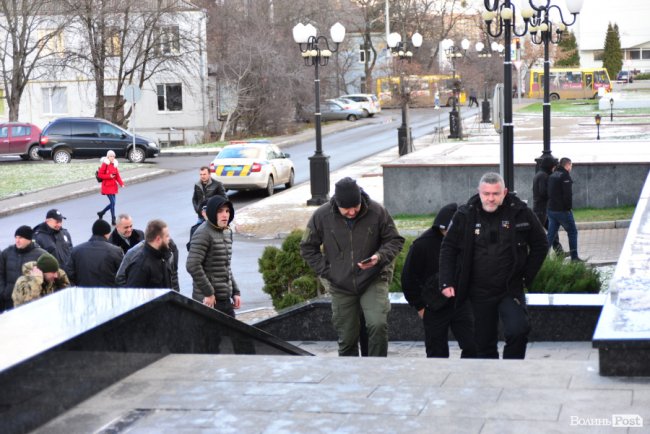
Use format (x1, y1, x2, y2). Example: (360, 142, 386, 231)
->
(529, 254, 601, 294)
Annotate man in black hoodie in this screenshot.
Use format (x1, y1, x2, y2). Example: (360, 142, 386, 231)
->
(186, 195, 240, 317)
(439, 173, 548, 359)
(402, 203, 476, 358)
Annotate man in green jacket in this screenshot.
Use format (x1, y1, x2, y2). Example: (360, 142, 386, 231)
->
(186, 195, 240, 317)
(300, 177, 405, 357)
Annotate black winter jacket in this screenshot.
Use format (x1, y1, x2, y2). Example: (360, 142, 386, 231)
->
(401, 226, 450, 312)
(64, 235, 124, 287)
(547, 166, 573, 212)
(532, 168, 552, 221)
(32, 223, 73, 265)
(439, 193, 548, 305)
(186, 195, 238, 302)
(124, 243, 172, 289)
(0, 242, 47, 300)
(109, 228, 145, 254)
(192, 179, 226, 216)
(116, 240, 180, 291)
(300, 192, 405, 295)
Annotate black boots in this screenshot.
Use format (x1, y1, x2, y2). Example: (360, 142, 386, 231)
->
(111, 217, 116, 226)
(97, 211, 104, 219)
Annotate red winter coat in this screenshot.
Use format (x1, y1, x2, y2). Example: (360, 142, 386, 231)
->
(98, 158, 124, 195)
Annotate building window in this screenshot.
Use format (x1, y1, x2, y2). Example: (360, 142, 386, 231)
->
(628, 49, 640, 60)
(593, 50, 604, 61)
(642, 50, 650, 60)
(105, 27, 121, 56)
(359, 44, 369, 63)
(37, 29, 65, 55)
(156, 25, 180, 55)
(157, 83, 182, 111)
(42, 87, 67, 114)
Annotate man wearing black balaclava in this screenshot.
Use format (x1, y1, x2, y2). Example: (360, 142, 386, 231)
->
(186, 195, 241, 317)
(300, 177, 404, 357)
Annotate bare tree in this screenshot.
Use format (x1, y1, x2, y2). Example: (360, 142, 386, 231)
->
(64, 0, 202, 125)
(0, 0, 70, 120)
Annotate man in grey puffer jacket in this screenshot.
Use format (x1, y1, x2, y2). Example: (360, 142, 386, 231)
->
(186, 195, 240, 317)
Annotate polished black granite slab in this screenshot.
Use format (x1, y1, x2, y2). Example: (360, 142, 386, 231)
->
(0, 288, 309, 433)
(255, 293, 605, 342)
(593, 173, 650, 376)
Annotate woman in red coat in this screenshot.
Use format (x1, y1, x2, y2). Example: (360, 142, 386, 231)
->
(97, 150, 125, 226)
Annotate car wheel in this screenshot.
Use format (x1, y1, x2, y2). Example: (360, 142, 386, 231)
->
(127, 146, 146, 163)
(347, 114, 358, 121)
(53, 149, 72, 164)
(265, 176, 274, 197)
(362, 109, 370, 117)
(368, 113, 375, 118)
(285, 169, 295, 189)
(550, 93, 560, 101)
(28, 145, 42, 161)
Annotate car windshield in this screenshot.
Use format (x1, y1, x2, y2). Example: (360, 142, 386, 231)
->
(217, 147, 262, 159)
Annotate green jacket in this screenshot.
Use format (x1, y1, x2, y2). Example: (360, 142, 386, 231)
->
(300, 192, 404, 295)
(12, 261, 70, 307)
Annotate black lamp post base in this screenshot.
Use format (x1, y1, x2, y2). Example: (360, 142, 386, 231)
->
(307, 153, 330, 206)
(398, 125, 413, 156)
(481, 100, 491, 123)
(448, 110, 461, 139)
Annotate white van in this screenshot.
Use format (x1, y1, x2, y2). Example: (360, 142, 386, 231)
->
(339, 94, 381, 117)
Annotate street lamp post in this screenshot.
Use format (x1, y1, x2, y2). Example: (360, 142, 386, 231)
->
(292, 22, 345, 206)
(442, 38, 470, 139)
(595, 114, 601, 140)
(475, 41, 504, 123)
(387, 31, 423, 156)
(528, 0, 584, 172)
(609, 98, 614, 121)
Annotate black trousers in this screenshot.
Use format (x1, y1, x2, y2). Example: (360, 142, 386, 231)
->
(422, 300, 476, 358)
(471, 293, 530, 359)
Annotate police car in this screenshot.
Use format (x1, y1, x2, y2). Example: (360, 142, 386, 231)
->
(209, 141, 294, 196)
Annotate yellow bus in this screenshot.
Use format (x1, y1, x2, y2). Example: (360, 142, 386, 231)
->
(376, 74, 466, 108)
(527, 67, 612, 100)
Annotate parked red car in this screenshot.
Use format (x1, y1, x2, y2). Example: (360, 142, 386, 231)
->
(0, 122, 42, 160)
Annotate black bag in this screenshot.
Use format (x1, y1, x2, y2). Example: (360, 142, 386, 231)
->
(95, 169, 102, 183)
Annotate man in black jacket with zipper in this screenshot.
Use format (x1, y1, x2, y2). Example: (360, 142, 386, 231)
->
(547, 157, 581, 261)
(439, 172, 548, 359)
(124, 219, 172, 289)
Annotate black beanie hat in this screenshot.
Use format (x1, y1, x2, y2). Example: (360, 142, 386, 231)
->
(334, 177, 361, 208)
(15, 225, 33, 240)
(36, 253, 59, 273)
(92, 219, 112, 236)
(433, 203, 458, 230)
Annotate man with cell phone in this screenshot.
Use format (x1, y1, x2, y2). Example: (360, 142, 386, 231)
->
(300, 177, 404, 357)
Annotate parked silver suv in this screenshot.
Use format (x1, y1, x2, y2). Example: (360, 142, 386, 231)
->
(340, 94, 381, 117)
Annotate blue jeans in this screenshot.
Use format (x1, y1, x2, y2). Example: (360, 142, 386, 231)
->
(100, 194, 116, 220)
(547, 210, 578, 259)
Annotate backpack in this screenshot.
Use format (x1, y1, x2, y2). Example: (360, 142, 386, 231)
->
(95, 169, 102, 183)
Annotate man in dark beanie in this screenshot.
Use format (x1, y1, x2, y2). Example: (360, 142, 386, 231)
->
(64, 219, 124, 287)
(301, 176, 405, 357)
(13, 253, 70, 307)
(0, 226, 47, 312)
(402, 203, 477, 358)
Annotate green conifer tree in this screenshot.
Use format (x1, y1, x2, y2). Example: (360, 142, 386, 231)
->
(602, 22, 623, 79)
(554, 31, 580, 67)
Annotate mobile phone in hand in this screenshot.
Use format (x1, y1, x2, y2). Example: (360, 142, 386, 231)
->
(360, 257, 373, 265)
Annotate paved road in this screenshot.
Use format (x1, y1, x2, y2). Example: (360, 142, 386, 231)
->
(0, 107, 477, 311)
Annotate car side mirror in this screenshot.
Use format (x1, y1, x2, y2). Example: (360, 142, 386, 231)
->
(283, 153, 290, 158)
(121, 133, 128, 139)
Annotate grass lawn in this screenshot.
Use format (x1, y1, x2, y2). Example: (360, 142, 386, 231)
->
(394, 205, 636, 232)
(0, 161, 145, 200)
(518, 99, 650, 117)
